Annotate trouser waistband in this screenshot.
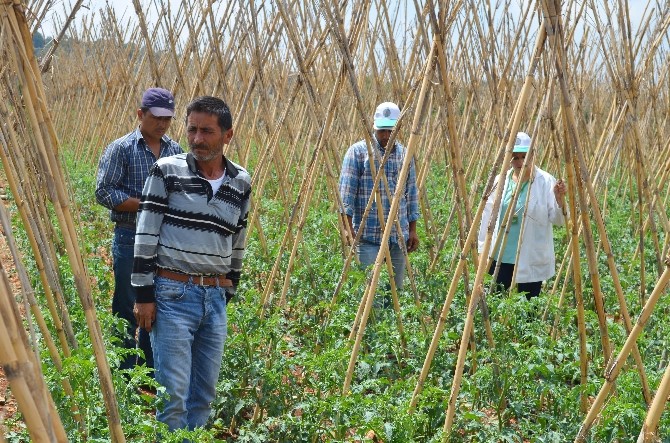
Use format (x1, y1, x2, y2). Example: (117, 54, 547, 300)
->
(156, 268, 233, 287)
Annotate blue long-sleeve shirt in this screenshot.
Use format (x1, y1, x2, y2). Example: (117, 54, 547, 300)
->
(95, 128, 183, 223)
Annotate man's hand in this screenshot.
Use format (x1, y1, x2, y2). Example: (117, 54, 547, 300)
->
(134, 302, 156, 332)
(345, 228, 358, 247)
(407, 230, 420, 253)
(345, 214, 357, 247)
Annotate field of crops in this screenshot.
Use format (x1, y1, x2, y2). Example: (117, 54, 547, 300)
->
(1, 0, 670, 442)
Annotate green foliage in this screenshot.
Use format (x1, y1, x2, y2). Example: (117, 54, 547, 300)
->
(5, 148, 667, 442)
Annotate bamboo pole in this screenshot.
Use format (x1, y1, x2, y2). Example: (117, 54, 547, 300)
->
(544, 0, 653, 404)
(343, 38, 438, 394)
(442, 15, 548, 439)
(38, 0, 85, 73)
(0, 97, 76, 353)
(0, 191, 84, 435)
(637, 358, 670, 442)
(316, 0, 418, 347)
(3, 3, 125, 440)
(576, 257, 670, 442)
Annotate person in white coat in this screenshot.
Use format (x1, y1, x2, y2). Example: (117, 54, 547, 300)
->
(478, 132, 567, 299)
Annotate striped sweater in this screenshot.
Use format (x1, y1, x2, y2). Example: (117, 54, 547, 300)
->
(131, 152, 252, 303)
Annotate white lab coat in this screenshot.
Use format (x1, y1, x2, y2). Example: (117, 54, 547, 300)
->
(478, 166, 565, 283)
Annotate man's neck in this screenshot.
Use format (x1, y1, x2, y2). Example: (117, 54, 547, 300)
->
(374, 138, 392, 151)
(197, 157, 226, 180)
(140, 130, 162, 156)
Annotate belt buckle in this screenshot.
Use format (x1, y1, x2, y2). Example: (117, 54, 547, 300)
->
(198, 275, 205, 286)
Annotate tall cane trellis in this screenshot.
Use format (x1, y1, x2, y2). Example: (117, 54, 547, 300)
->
(1, 0, 670, 441)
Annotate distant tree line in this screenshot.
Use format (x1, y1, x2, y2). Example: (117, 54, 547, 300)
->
(32, 30, 53, 57)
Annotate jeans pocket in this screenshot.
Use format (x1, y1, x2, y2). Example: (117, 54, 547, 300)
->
(155, 277, 186, 301)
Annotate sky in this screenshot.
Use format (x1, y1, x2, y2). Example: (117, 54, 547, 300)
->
(39, 0, 650, 40)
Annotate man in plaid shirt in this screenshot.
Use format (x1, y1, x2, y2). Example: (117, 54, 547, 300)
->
(95, 88, 182, 373)
(339, 102, 420, 291)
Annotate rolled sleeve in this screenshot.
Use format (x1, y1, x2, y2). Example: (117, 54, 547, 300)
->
(548, 201, 566, 226)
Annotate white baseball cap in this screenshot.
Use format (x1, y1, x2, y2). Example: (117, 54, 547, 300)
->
(513, 132, 531, 153)
(373, 102, 400, 130)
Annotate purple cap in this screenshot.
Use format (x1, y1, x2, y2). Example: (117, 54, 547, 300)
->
(141, 88, 175, 117)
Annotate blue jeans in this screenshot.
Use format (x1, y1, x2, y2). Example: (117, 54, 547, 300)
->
(151, 276, 228, 431)
(357, 241, 406, 290)
(112, 226, 153, 371)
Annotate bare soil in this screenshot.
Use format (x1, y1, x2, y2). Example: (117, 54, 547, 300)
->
(0, 183, 22, 427)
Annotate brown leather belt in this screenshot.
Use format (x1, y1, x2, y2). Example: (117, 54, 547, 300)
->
(156, 268, 233, 287)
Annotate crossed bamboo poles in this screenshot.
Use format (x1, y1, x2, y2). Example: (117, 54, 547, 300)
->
(1, 0, 670, 440)
(1, 1, 125, 441)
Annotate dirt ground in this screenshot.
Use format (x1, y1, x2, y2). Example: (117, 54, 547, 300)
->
(0, 183, 23, 428)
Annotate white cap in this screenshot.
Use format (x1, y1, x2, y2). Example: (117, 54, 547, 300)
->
(373, 102, 400, 130)
(513, 132, 531, 153)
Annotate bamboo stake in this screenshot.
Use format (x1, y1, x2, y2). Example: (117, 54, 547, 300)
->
(131, 0, 161, 85)
(343, 39, 437, 395)
(38, 0, 85, 73)
(0, 190, 84, 435)
(315, 0, 418, 346)
(542, 0, 615, 362)
(544, 0, 652, 404)
(442, 15, 548, 439)
(637, 358, 670, 442)
(576, 257, 670, 442)
(3, 4, 125, 440)
(0, 97, 76, 353)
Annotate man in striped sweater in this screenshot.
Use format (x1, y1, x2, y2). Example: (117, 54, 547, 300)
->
(131, 96, 252, 432)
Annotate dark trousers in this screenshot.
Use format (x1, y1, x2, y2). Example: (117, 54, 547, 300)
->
(488, 260, 542, 300)
(112, 226, 153, 372)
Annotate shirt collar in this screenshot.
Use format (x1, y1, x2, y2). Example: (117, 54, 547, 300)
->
(506, 165, 537, 181)
(134, 126, 168, 151)
(185, 152, 239, 178)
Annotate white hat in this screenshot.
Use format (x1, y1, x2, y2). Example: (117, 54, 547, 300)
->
(513, 132, 531, 153)
(373, 102, 400, 130)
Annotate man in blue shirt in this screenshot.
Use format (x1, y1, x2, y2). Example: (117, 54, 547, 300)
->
(339, 102, 420, 291)
(95, 87, 183, 373)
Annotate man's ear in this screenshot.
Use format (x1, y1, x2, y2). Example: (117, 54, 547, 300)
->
(224, 128, 234, 144)
(137, 108, 144, 120)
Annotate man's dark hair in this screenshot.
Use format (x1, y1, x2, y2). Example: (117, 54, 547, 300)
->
(186, 96, 232, 131)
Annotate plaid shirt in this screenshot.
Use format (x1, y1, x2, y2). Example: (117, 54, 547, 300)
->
(95, 128, 182, 224)
(339, 135, 419, 245)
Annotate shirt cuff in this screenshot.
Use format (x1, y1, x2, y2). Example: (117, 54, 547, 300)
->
(339, 204, 354, 217)
(135, 285, 156, 303)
